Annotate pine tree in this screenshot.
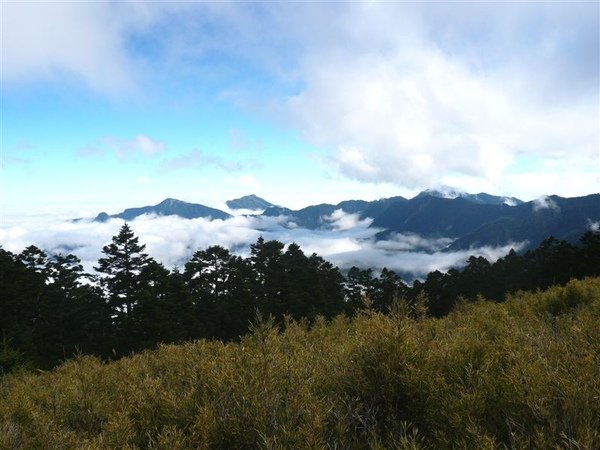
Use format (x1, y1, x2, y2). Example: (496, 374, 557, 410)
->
(43, 253, 111, 363)
(95, 224, 153, 322)
(344, 266, 376, 312)
(184, 245, 255, 339)
(372, 268, 408, 312)
(17, 245, 50, 276)
(249, 237, 285, 313)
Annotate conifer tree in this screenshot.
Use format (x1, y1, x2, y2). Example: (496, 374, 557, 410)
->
(184, 245, 255, 339)
(249, 237, 285, 311)
(17, 245, 50, 277)
(344, 266, 376, 311)
(95, 224, 153, 320)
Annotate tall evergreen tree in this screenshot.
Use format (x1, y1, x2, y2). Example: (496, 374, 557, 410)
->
(184, 245, 255, 339)
(43, 253, 111, 362)
(371, 268, 409, 312)
(249, 237, 285, 312)
(0, 247, 42, 369)
(95, 224, 153, 318)
(344, 266, 377, 312)
(17, 245, 50, 276)
(579, 230, 600, 277)
(95, 224, 154, 354)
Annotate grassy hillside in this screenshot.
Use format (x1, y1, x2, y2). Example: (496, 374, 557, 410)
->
(1, 278, 599, 449)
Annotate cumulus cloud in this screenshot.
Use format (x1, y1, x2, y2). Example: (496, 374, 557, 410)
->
(171, 2, 598, 198)
(0, 211, 522, 281)
(277, 3, 598, 192)
(1, 2, 135, 95)
(532, 196, 560, 212)
(4, 2, 596, 199)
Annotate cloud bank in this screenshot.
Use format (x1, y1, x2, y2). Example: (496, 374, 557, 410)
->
(0, 211, 523, 281)
(275, 3, 598, 196)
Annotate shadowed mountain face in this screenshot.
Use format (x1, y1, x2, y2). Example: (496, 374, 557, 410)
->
(371, 194, 600, 251)
(261, 197, 408, 229)
(226, 194, 275, 210)
(89, 191, 600, 252)
(94, 198, 231, 222)
(445, 195, 600, 250)
(262, 193, 600, 251)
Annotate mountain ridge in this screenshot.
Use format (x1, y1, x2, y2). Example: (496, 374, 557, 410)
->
(85, 191, 600, 251)
(93, 198, 231, 222)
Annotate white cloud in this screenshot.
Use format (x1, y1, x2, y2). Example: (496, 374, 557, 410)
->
(323, 209, 373, 231)
(374, 233, 454, 253)
(3, 2, 597, 201)
(188, 2, 599, 199)
(281, 22, 597, 193)
(2, 2, 135, 95)
(532, 196, 560, 212)
(0, 211, 521, 280)
(587, 220, 599, 232)
(130, 135, 166, 156)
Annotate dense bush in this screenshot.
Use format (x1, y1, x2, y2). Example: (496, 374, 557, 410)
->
(1, 278, 598, 449)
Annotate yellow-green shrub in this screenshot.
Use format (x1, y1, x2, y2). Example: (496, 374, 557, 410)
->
(0, 278, 599, 449)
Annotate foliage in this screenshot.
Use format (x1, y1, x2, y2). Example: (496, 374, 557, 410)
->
(0, 278, 598, 448)
(2, 227, 600, 372)
(411, 231, 600, 316)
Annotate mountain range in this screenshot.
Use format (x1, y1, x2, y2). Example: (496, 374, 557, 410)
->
(93, 198, 231, 222)
(88, 190, 600, 251)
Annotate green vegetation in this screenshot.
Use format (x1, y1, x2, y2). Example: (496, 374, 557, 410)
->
(2, 225, 599, 373)
(1, 278, 599, 449)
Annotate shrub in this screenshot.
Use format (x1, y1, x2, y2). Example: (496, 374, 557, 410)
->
(0, 278, 598, 448)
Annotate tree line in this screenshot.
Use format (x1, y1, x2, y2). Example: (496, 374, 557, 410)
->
(1, 223, 599, 372)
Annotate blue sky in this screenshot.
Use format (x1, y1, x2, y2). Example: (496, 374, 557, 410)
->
(2, 1, 599, 218)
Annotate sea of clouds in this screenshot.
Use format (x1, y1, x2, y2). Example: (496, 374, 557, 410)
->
(0, 209, 524, 281)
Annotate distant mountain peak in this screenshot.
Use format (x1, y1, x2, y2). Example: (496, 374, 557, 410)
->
(157, 198, 185, 208)
(416, 187, 522, 206)
(226, 194, 275, 210)
(419, 186, 466, 199)
(92, 198, 230, 222)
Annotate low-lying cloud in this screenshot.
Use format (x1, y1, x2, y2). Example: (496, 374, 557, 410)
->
(0, 210, 523, 281)
(588, 220, 600, 232)
(532, 195, 560, 212)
